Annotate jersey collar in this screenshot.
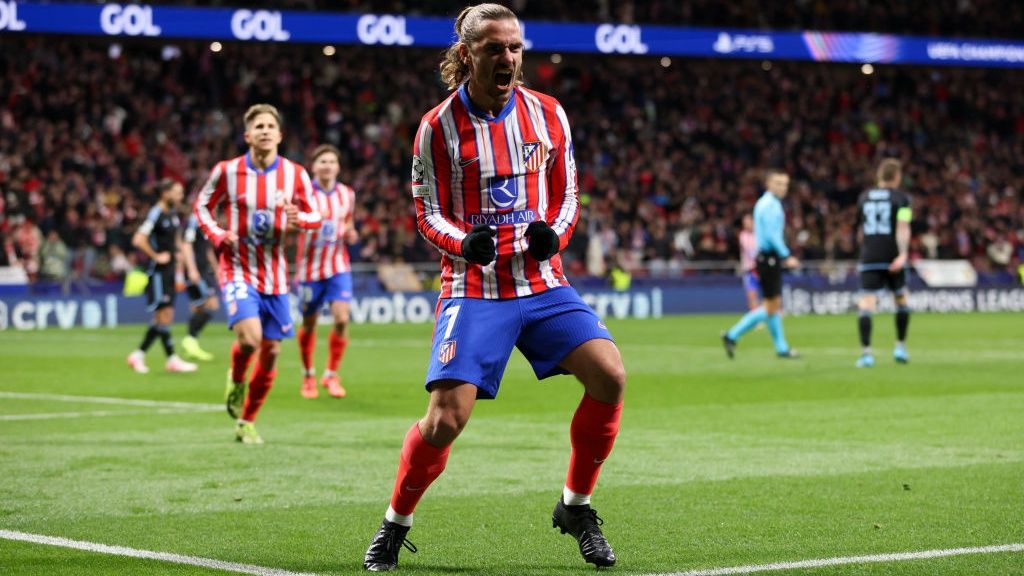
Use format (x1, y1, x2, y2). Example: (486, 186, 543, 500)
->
(245, 152, 280, 174)
(314, 180, 336, 195)
(458, 84, 517, 123)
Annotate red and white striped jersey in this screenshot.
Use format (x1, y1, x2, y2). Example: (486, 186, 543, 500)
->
(412, 85, 580, 299)
(194, 153, 321, 295)
(296, 181, 356, 282)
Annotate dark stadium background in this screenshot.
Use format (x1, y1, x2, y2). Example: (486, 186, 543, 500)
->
(0, 1, 1021, 295)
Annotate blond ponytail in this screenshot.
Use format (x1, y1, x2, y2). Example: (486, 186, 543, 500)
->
(439, 3, 520, 90)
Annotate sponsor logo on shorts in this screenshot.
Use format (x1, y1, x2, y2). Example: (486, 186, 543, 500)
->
(438, 339, 457, 364)
(597, 321, 607, 330)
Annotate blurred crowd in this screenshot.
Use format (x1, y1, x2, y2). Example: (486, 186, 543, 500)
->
(173, 0, 1024, 39)
(0, 35, 1021, 287)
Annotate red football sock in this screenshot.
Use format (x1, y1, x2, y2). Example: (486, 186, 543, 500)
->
(389, 423, 451, 516)
(230, 341, 255, 384)
(297, 326, 316, 372)
(327, 332, 348, 372)
(241, 342, 277, 422)
(565, 393, 623, 496)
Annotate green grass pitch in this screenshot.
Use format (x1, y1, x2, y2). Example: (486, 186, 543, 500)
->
(1, 312, 1022, 575)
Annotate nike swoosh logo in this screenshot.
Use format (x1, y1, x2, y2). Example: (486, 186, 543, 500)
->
(281, 324, 293, 332)
(458, 156, 479, 167)
(593, 458, 607, 465)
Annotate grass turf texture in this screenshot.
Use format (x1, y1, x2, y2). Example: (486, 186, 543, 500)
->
(1, 312, 1022, 575)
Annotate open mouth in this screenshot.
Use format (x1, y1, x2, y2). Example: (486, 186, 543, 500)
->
(494, 70, 513, 90)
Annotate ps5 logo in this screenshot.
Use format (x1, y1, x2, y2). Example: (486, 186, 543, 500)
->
(231, 10, 290, 41)
(100, 4, 161, 37)
(713, 32, 774, 54)
(357, 14, 413, 46)
(595, 24, 648, 55)
(0, 1, 26, 32)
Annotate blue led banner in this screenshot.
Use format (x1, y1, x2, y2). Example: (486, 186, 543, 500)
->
(2, 1, 1024, 68)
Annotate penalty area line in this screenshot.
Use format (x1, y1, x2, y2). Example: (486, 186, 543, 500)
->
(0, 529, 319, 576)
(648, 543, 1024, 576)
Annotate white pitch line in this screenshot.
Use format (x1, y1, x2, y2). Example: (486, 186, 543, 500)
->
(0, 391, 221, 410)
(0, 530, 319, 576)
(0, 407, 221, 421)
(648, 543, 1024, 576)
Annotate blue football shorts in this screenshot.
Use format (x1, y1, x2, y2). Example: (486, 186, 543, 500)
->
(298, 272, 353, 317)
(222, 280, 294, 340)
(424, 286, 614, 399)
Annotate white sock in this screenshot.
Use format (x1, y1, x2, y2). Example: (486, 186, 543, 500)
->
(304, 368, 315, 377)
(323, 369, 336, 378)
(385, 505, 413, 527)
(562, 486, 591, 506)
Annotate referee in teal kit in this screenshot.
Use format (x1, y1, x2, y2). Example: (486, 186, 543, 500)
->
(722, 169, 800, 359)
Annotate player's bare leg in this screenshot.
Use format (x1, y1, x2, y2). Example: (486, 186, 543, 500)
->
(552, 339, 625, 567)
(364, 381, 476, 571)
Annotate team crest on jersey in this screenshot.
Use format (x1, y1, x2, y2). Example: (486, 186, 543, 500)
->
(411, 155, 424, 184)
(437, 339, 457, 364)
(522, 141, 546, 173)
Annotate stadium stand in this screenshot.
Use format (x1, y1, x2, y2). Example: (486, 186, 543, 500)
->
(0, 34, 1021, 287)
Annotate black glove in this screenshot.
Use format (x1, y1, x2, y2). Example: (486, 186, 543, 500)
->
(525, 220, 559, 261)
(461, 224, 496, 265)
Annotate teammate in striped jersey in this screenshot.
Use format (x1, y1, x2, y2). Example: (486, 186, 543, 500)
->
(194, 103, 321, 445)
(295, 144, 358, 399)
(364, 4, 625, 571)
